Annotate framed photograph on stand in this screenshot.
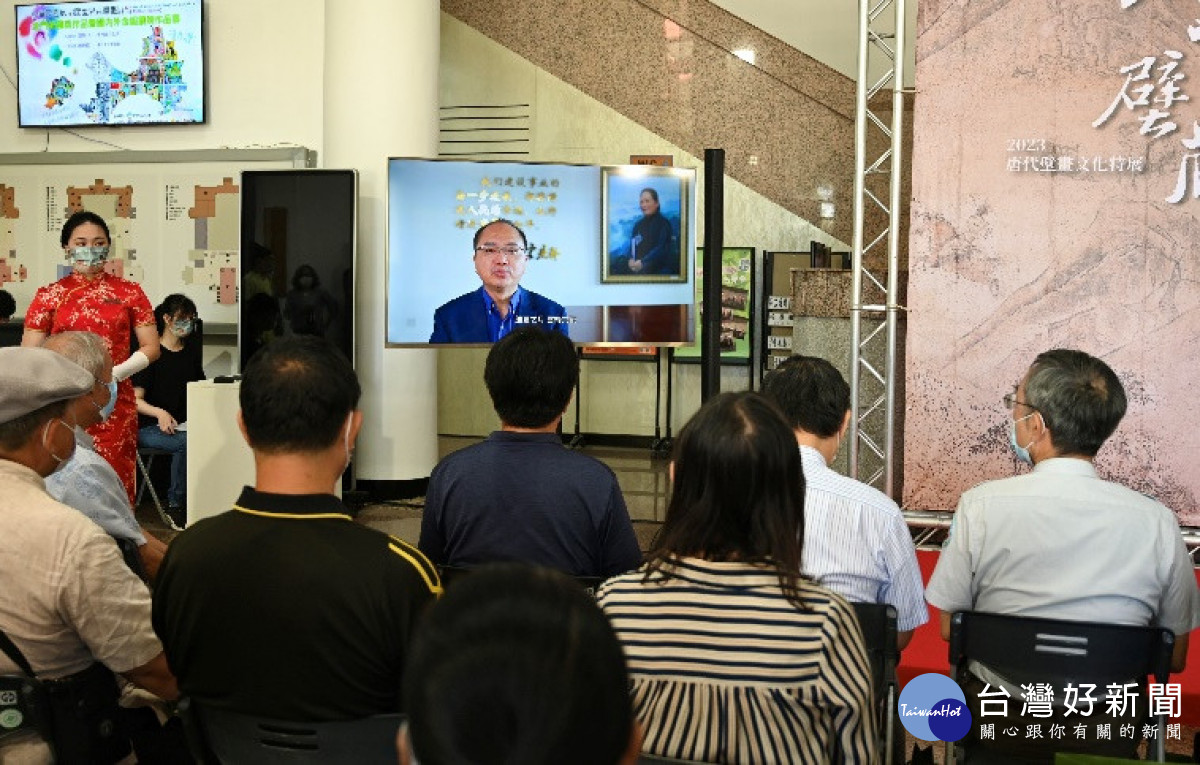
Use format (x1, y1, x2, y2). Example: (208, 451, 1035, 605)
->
(601, 166, 690, 283)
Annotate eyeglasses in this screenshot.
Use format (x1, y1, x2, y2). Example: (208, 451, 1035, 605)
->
(475, 245, 527, 258)
(1002, 391, 1038, 412)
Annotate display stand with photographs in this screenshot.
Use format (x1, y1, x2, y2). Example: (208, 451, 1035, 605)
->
(760, 243, 851, 376)
(674, 247, 755, 364)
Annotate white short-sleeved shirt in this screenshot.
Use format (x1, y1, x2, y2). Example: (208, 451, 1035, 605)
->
(800, 446, 929, 632)
(926, 458, 1199, 635)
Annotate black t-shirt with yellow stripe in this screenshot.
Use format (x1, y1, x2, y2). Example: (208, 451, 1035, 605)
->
(152, 487, 441, 721)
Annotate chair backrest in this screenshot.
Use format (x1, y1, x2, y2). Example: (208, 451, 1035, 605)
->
(851, 602, 899, 706)
(948, 612, 1174, 764)
(438, 564, 604, 596)
(180, 699, 403, 765)
(112, 535, 149, 583)
(949, 611, 1174, 687)
(638, 754, 708, 764)
(436, 564, 472, 588)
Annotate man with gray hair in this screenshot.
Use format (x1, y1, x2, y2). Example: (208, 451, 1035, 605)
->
(0, 346, 176, 762)
(926, 349, 1199, 757)
(928, 349, 1198, 659)
(43, 331, 169, 580)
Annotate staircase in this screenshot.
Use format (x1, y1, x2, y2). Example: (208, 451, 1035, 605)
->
(440, 0, 910, 250)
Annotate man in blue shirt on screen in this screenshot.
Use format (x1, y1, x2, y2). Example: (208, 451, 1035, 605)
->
(429, 219, 569, 343)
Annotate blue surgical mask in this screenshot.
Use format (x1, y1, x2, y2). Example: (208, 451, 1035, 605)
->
(67, 246, 110, 265)
(171, 319, 194, 338)
(98, 379, 118, 421)
(1008, 413, 1036, 464)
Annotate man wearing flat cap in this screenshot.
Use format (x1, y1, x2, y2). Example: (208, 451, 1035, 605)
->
(0, 346, 177, 762)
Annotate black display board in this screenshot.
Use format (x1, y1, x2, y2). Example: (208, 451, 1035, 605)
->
(239, 170, 356, 371)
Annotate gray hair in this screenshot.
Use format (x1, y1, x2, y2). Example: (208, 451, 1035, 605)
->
(43, 331, 109, 379)
(1024, 349, 1126, 457)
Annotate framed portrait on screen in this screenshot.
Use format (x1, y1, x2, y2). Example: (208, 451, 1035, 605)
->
(600, 166, 689, 284)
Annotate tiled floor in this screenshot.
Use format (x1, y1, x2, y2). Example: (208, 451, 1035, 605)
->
(138, 436, 671, 553)
(135, 439, 1200, 762)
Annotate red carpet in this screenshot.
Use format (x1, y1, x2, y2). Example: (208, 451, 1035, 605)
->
(899, 549, 1200, 725)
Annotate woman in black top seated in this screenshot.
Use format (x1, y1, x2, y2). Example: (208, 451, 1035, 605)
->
(133, 294, 204, 523)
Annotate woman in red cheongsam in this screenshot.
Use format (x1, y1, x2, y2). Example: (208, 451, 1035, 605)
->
(22, 211, 161, 505)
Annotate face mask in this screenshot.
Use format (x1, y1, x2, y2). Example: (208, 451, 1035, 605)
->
(41, 418, 74, 471)
(1008, 412, 1036, 464)
(172, 319, 194, 338)
(98, 379, 118, 421)
(299, 277, 315, 289)
(67, 246, 110, 265)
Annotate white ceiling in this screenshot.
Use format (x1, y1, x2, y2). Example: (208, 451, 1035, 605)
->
(708, 0, 918, 86)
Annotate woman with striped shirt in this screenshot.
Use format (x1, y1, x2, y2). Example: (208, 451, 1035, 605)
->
(597, 391, 875, 763)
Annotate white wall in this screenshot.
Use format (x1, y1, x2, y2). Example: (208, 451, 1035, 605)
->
(709, 0, 918, 87)
(0, 0, 326, 154)
(2, 0, 442, 481)
(1, 0, 327, 379)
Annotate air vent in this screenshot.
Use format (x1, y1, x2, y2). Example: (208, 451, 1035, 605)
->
(439, 104, 531, 158)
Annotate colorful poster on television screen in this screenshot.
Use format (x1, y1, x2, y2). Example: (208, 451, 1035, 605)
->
(675, 247, 754, 362)
(16, 0, 205, 127)
(386, 158, 697, 347)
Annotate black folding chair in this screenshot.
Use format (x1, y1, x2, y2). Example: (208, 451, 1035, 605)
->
(852, 602, 900, 765)
(179, 698, 403, 765)
(438, 563, 603, 596)
(947, 611, 1174, 764)
(135, 446, 182, 530)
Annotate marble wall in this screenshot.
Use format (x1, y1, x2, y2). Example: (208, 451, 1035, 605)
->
(440, 0, 869, 248)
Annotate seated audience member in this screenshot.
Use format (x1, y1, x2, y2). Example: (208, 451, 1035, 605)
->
(597, 392, 875, 764)
(418, 326, 641, 578)
(153, 336, 441, 721)
(0, 288, 15, 322)
(763, 354, 927, 648)
(134, 293, 206, 526)
(401, 564, 641, 765)
(926, 348, 1200, 760)
(429, 219, 568, 343)
(43, 331, 168, 581)
(0, 347, 177, 763)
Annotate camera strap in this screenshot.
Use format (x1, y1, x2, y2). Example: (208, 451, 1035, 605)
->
(0, 628, 36, 679)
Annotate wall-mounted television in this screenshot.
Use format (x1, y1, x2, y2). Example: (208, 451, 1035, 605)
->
(15, 0, 205, 127)
(386, 157, 697, 347)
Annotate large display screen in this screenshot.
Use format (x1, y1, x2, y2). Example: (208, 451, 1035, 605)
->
(386, 157, 697, 347)
(239, 170, 356, 373)
(15, 0, 204, 127)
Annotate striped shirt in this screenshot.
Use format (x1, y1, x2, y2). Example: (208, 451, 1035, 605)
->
(597, 558, 876, 764)
(800, 446, 929, 632)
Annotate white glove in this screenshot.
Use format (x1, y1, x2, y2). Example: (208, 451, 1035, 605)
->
(113, 350, 150, 382)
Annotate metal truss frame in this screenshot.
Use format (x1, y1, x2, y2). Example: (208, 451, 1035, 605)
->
(849, 0, 907, 497)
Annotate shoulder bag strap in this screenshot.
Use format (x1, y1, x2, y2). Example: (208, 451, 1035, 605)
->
(0, 627, 37, 678)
